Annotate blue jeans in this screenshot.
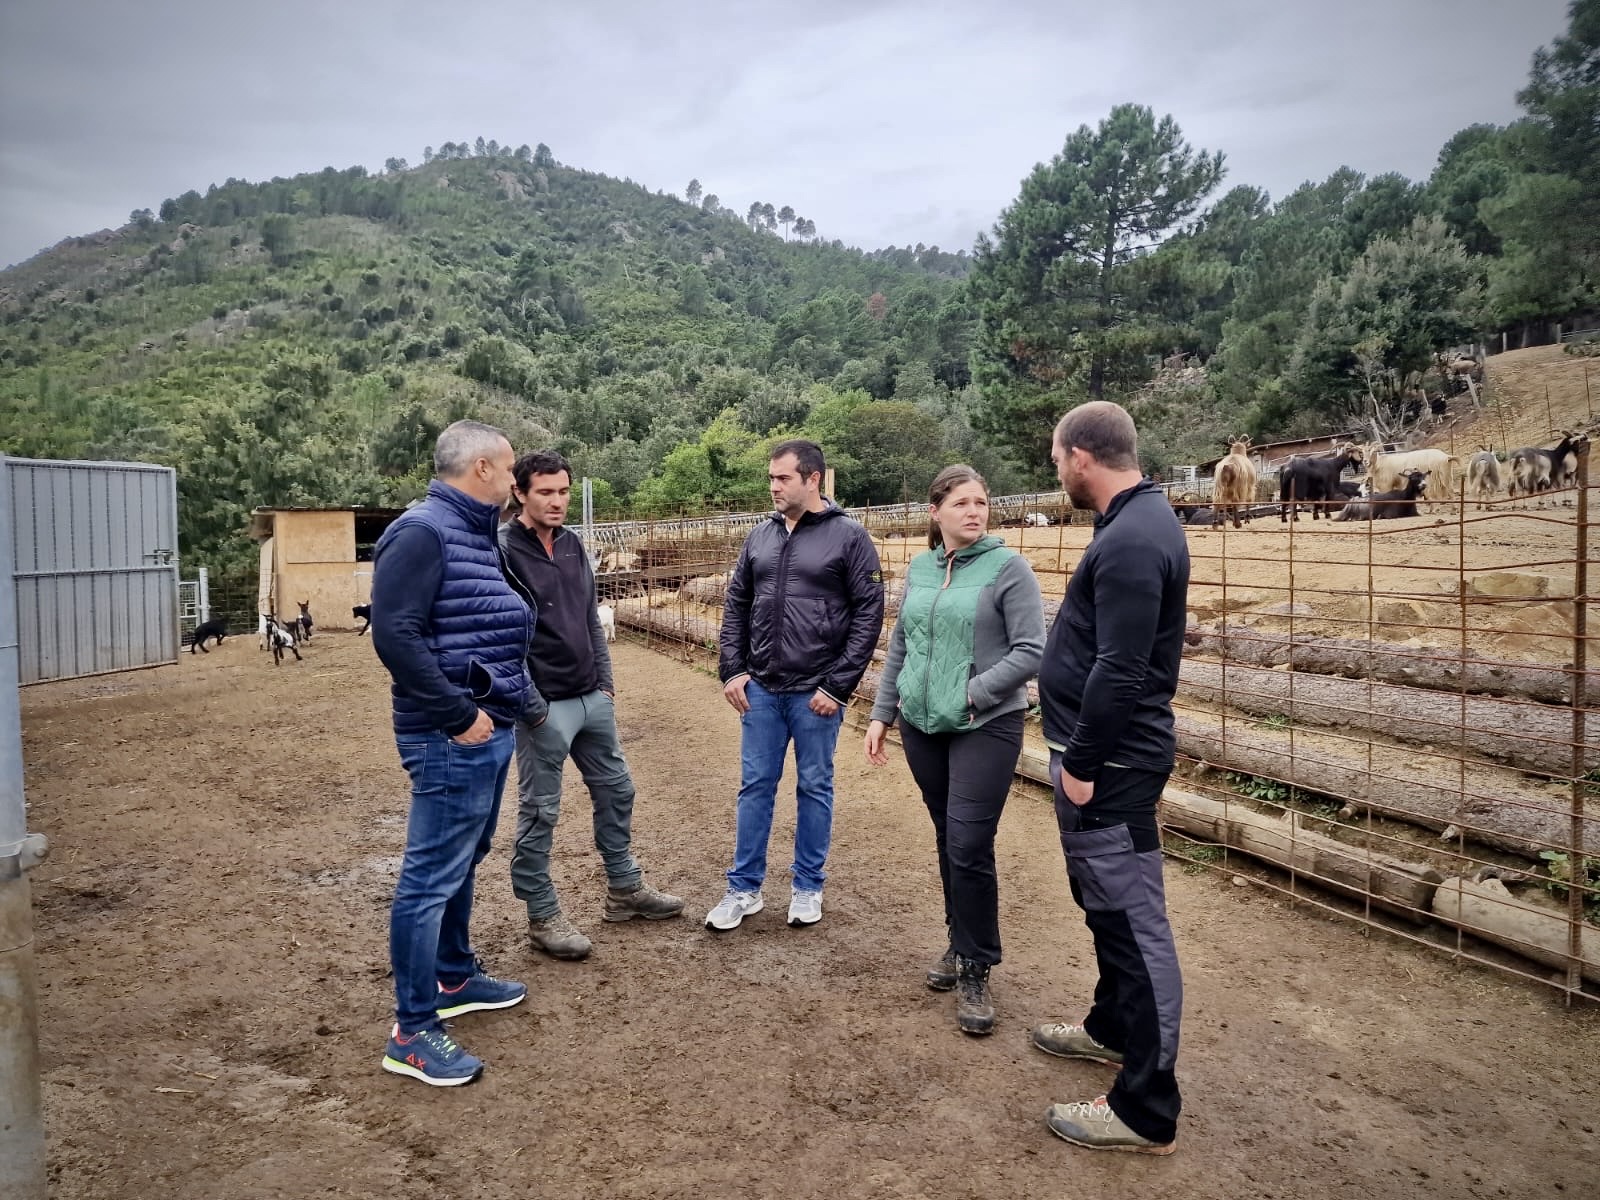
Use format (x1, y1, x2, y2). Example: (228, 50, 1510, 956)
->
(727, 679, 845, 894)
(389, 724, 515, 1033)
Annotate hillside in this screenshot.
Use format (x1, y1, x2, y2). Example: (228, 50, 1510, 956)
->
(0, 153, 990, 568)
(1478, 345, 1600, 453)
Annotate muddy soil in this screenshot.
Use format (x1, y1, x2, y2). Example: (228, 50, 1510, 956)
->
(20, 636, 1600, 1199)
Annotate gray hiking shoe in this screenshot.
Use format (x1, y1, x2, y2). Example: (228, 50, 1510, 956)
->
(1045, 1095, 1175, 1155)
(528, 911, 592, 960)
(604, 879, 685, 922)
(955, 958, 995, 1036)
(1030, 1022, 1124, 1066)
(926, 945, 958, 992)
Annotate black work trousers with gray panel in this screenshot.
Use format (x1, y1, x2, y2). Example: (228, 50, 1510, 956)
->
(898, 710, 1024, 967)
(1051, 751, 1183, 1145)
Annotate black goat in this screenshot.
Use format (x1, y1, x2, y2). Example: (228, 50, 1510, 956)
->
(296, 600, 313, 642)
(189, 618, 227, 653)
(1278, 447, 1363, 522)
(352, 604, 372, 636)
(1335, 470, 1429, 521)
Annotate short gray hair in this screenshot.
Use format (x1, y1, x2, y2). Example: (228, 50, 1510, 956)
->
(434, 419, 508, 478)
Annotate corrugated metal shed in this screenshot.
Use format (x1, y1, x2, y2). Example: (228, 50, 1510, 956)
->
(2, 456, 179, 684)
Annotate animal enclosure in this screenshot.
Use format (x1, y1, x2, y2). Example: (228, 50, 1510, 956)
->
(599, 462, 1600, 1000)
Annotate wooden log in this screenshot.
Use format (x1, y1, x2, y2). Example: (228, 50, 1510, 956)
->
(1179, 659, 1598, 776)
(1430, 876, 1600, 985)
(1184, 624, 1594, 706)
(1012, 748, 1440, 920)
(1174, 714, 1600, 861)
(633, 605, 1600, 861)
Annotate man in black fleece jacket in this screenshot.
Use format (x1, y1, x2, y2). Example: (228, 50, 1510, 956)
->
(500, 451, 683, 961)
(1030, 402, 1189, 1156)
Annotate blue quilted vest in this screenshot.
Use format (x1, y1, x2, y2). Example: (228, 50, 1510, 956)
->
(377, 480, 533, 733)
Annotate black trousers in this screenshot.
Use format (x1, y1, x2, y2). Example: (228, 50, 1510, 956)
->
(1051, 752, 1183, 1145)
(899, 711, 1024, 966)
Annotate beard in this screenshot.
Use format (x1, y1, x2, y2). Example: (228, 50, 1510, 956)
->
(1064, 476, 1095, 511)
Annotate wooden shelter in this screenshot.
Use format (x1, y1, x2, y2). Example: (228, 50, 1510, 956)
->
(247, 506, 402, 627)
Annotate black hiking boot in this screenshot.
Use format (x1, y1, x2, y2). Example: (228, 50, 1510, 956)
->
(955, 957, 995, 1036)
(926, 945, 958, 992)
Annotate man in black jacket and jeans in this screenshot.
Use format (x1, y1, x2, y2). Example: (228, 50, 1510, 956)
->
(500, 451, 683, 961)
(1030, 402, 1188, 1155)
(707, 440, 884, 931)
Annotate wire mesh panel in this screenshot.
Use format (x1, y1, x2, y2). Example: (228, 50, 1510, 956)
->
(3, 456, 179, 683)
(600, 453, 1599, 1001)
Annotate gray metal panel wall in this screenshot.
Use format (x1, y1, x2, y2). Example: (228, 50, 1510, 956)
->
(3, 458, 179, 684)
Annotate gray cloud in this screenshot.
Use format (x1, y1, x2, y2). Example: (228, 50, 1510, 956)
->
(0, 0, 1572, 268)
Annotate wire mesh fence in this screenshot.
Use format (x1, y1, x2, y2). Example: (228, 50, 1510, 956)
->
(600, 449, 1599, 1003)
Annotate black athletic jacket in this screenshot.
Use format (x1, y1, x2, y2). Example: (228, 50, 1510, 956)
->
(1039, 481, 1190, 781)
(498, 521, 614, 725)
(718, 503, 885, 703)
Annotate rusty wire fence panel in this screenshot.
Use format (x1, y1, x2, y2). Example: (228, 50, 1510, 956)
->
(599, 457, 1598, 1003)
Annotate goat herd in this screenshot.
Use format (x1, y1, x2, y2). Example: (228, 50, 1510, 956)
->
(1172, 429, 1593, 529)
(187, 601, 375, 663)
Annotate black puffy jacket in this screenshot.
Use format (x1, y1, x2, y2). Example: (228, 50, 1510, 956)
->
(718, 504, 885, 702)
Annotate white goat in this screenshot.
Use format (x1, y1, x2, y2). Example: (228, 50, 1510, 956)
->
(597, 603, 616, 643)
(1023, 511, 1051, 527)
(1467, 448, 1501, 509)
(1363, 445, 1459, 508)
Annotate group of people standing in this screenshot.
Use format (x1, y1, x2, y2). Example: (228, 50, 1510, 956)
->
(368, 400, 1189, 1156)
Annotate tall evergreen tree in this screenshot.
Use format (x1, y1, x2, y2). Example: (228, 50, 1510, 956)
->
(969, 104, 1224, 470)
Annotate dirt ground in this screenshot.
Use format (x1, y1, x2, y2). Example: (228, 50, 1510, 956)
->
(19, 634, 1600, 1200)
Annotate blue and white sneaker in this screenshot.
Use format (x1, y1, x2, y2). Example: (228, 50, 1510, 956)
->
(381, 1025, 484, 1087)
(436, 971, 527, 1018)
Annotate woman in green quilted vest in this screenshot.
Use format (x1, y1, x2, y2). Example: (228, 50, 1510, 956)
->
(864, 465, 1045, 1036)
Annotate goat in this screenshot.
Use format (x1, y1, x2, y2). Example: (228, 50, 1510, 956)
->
(1278, 445, 1363, 522)
(1467, 447, 1502, 509)
(264, 614, 302, 665)
(189, 618, 227, 653)
(1211, 436, 1258, 529)
(295, 600, 313, 642)
(597, 603, 616, 643)
(1508, 431, 1587, 507)
(352, 604, 372, 636)
(1362, 445, 1459, 508)
(1335, 470, 1429, 521)
(1023, 511, 1052, 527)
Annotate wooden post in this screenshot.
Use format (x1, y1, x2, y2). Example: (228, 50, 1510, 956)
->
(823, 467, 835, 499)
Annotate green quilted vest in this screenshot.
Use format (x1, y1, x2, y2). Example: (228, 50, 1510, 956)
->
(896, 534, 1012, 734)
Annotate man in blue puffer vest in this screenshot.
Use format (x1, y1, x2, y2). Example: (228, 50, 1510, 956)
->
(371, 420, 534, 1087)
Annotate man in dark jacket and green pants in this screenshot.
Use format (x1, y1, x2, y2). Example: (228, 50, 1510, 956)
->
(1032, 402, 1188, 1155)
(707, 440, 884, 931)
(500, 451, 683, 961)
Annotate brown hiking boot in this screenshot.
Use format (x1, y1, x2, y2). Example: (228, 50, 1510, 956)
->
(603, 879, 685, 923)
(528, 911, 592, 960)
(1030, 1022, 1124, 1066)
(1045, 1095, 1175, 1155)
(926, 945, 958, 992)
(955, 958, 995, 1036)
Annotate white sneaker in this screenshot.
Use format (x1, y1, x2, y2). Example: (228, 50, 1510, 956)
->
(787, 888, 823, 927)
(705, 890, 763, 931)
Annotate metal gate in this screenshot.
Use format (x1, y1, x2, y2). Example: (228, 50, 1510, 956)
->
(1, 456, 180, 683)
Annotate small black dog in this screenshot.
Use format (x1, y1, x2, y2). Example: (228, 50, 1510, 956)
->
(189, 618, 228, 653)
(352, 604, 372, 636)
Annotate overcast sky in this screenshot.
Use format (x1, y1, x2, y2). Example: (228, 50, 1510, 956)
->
(0, 0, 1574, 269)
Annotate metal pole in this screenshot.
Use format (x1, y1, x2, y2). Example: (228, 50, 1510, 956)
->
(0, 456, 49, 1199)
(1568, 442, 1590, 1000)
(581, 477, 596, 573)
(198, 566, 210, 625)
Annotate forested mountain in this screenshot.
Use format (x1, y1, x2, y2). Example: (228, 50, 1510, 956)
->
(1, 1, 1594, 568)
